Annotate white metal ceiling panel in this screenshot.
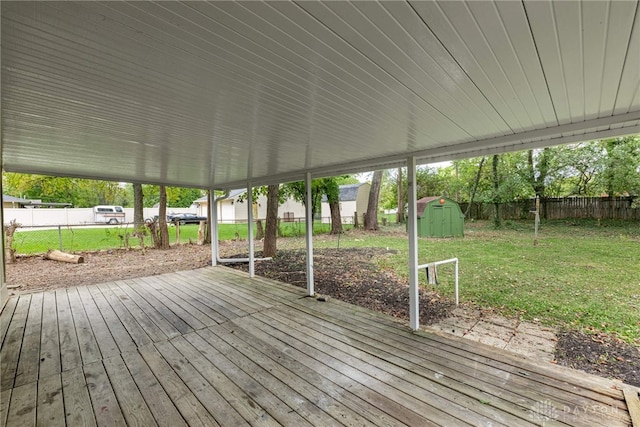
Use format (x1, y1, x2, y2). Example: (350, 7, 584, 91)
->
(2, 1, 639, 189)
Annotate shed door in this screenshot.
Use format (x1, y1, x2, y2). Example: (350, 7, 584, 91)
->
(443, 206, 453, 237)
(431, 206, 453, 237)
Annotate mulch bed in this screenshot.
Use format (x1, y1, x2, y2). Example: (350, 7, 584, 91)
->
(555, 330, 640, 387)
(227, 247, 455, 325)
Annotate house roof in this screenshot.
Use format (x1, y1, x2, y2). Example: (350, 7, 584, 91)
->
(322, 183, 369, 203)
(194, 189, 247, 204)
(2, 195, 31, 204)
(1, 2, 639, 189)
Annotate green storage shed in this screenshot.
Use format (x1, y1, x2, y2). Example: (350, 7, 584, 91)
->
(416, 197, 464, 237)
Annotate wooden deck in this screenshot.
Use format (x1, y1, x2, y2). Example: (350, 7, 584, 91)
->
(1, 266, 638, 426)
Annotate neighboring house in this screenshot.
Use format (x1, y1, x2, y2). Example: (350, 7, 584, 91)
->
(2, 195, 32, 209)
(2, 195, 72, 209)
(194, 190, 306, 223)
(320, 183, 371, 224)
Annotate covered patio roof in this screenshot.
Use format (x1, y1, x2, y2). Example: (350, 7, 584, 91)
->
(2, 1, 639, 189)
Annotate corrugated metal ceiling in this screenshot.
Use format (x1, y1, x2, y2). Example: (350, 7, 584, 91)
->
(2, 1, 639, 189)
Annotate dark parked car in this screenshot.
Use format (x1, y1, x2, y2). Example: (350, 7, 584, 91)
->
(168, 213, 208, 225)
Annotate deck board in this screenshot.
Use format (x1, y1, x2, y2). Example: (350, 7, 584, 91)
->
(1, 266, 636, 426)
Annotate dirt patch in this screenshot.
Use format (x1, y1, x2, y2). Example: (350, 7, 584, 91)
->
(227, 247, 454, 325)
(555, 330, 640, 387)
(6, 244, 212, 292)
(4, 243, 639, 387)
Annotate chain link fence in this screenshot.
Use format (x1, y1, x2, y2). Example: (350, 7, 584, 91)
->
(7, 224, 152, 256)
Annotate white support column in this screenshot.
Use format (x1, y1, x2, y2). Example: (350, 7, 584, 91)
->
(209, 190, 218, 267)
(305, 172, 314, 296)
(0, 172, 6, 308)
(247, 183, 255, 277)
(407, 156, 419, 331)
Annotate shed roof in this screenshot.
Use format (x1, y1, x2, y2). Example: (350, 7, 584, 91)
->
(416, 197, 441, 216)
(2, 1, 639, 189)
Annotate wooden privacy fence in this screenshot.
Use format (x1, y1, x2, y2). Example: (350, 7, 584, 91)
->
(459, 197, 639, 220)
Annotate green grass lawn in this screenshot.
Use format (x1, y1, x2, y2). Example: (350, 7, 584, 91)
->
(312, 219, 640, 344)
(11, 221, 349, 254)
(10, 218, 639, 343)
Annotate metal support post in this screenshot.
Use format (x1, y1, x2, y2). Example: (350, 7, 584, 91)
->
(305, 172, 314, 296)
(247, 183, 255, 277)
(407, 156, 419, 331)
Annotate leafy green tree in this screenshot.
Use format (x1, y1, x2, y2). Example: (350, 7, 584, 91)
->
(141, 185, 203, 208)
(283, 176, 346, 233)
(598, 136, 640, 196)
(2, 173, 127, 207)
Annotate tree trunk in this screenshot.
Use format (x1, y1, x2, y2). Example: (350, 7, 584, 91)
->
(157, 185, 170, 249)
(133, 183, 144, 230)
(263, 184, 279, 257)
(396, 167, 405, 223)
(465, 157, 486, 218)
(492, 155, 501, 228)
(364, 170, 383, 230)
(329, 200, 342, 234)
(204, 190, 212, 244)
(46, 250, 84, 264)
(255, 220, 264, 240)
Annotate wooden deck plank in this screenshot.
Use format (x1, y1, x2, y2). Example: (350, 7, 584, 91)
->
(204, 268, 308, 301)
(298, 299, 632, 425)
(143, 276, 223, 326)
(1, 389, 12, 427)
(66, 288, 103, 364)
(154, 340, 251, 427)
(83, 361, 127, 427)
(277, 298, 622, 426)
(1, 295, 31, 391)
(102, 355, 158, 427)
(173, 333, 315, 427)
(624, 387, 640, 427)
(250, 310, 519, 426)
(174, 270, 272, 312)
(134, 277, 209, 330)
(150, 275, 238, 324)
(120, 349, 188, 427)
(5, 382, 36, 426)
(77, 285, 133, 357)
(0, 297, 19, 346)
(61, 367, 97, 427)
(226, 316, 438, 427)
(85, 285, 142, 351)
(93, 284, 153, 347)
(37, 373, 65, 427)
(126, 278, 195, 334)
(39, 291, 61, 379)
(137, 344, 221, 427)
(192, 327, 396, 427)
(112, 281, 182, 340)
(260, 307, 538, 426)
(55, 289, 83, 372)
(98, 282, 168, 343)
(1, 267, 634, 427)
(167, 273, 261, 316)
(14, 292, 43, 388)
(179, 268, 303, 305)
(169, 277, 253, 318)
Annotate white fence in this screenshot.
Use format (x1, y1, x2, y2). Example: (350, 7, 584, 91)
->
(3, 207, 197, 227)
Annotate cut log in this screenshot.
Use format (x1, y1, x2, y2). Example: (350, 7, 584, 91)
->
(45, 250, 84, 264)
